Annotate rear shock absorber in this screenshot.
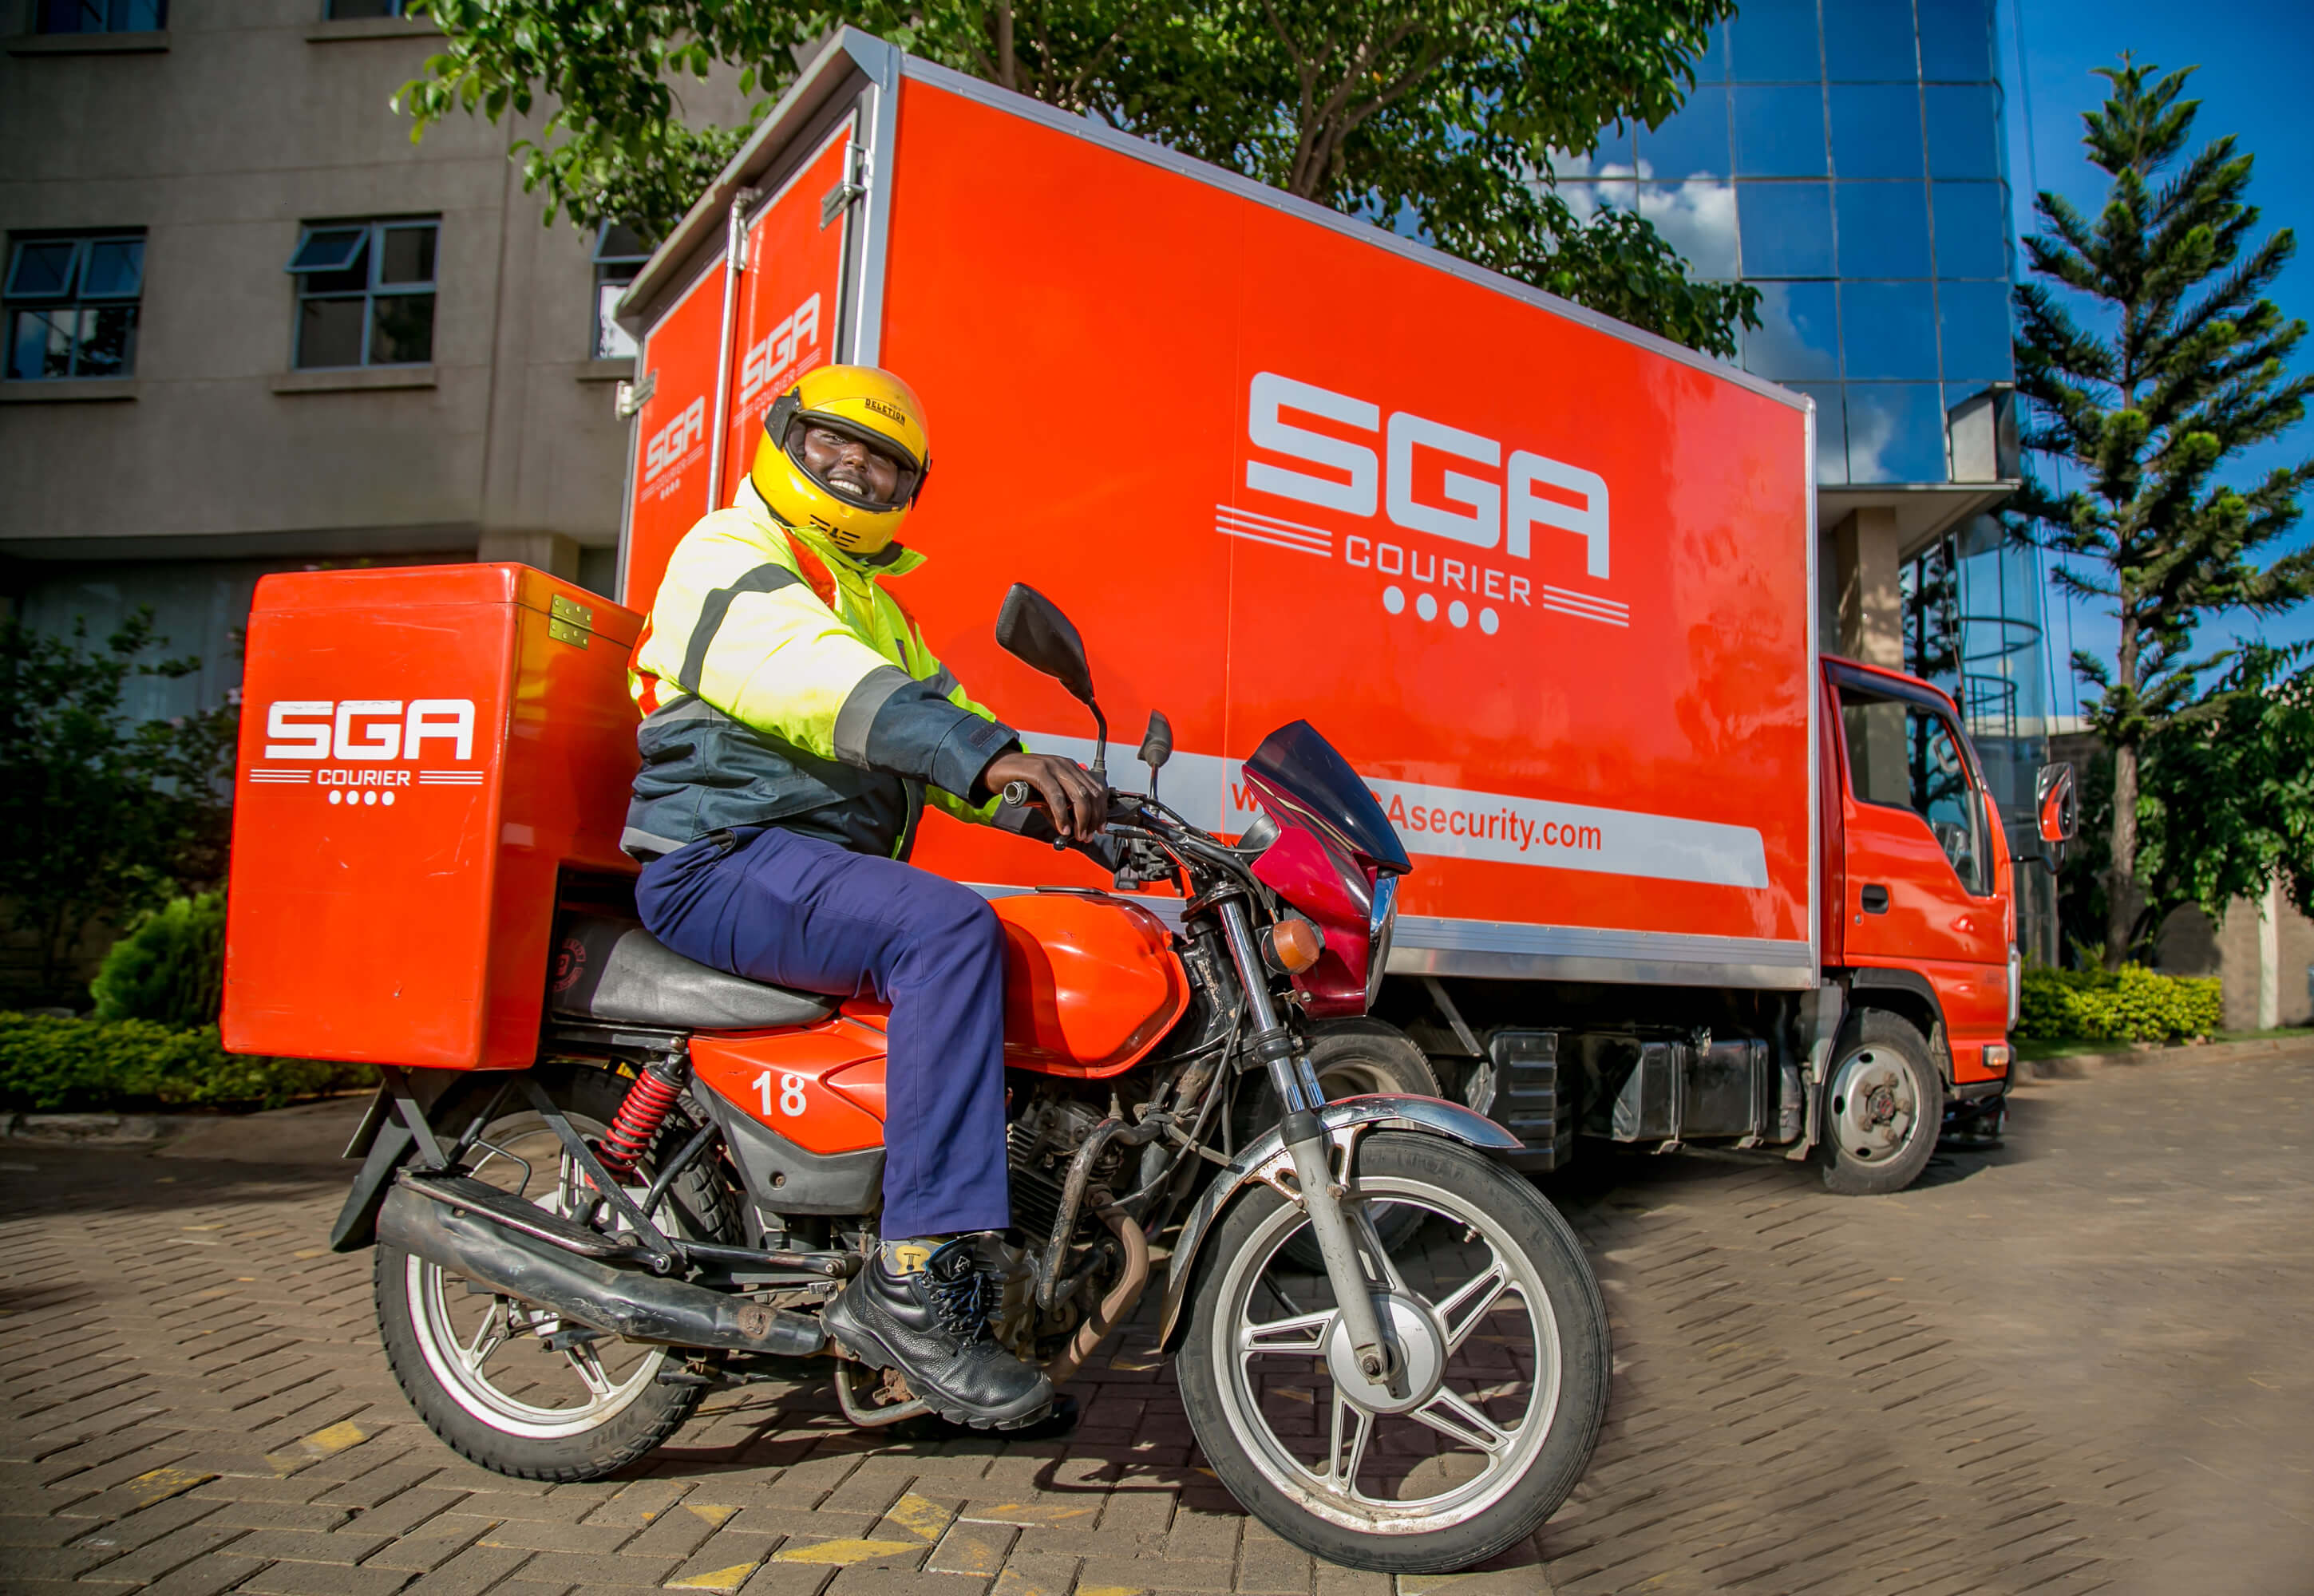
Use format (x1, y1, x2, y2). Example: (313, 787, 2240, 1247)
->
(596, 1059, 686, 1182)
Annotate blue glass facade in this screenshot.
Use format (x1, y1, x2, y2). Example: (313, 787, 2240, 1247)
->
(1558, 0, 2015, 487)
(1564, 2, 2062, 959)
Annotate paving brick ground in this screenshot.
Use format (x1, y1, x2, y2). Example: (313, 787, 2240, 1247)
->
(2, 1047, 2308, 1595)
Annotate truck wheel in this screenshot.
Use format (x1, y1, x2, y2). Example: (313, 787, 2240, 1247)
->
(374, 1067, 736, 1481)
(1819, 1013, 1943, 1196)
(1241, 1020, 1442, 1269)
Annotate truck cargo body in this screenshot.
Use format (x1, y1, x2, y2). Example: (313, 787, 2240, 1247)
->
(239, 32, 2009, 1168)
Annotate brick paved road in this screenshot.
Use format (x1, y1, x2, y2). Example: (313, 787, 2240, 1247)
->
(2, 1049, 2308, 1596)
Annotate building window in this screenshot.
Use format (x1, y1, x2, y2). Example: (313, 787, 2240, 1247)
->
(5, 231, 144, 381)
(322, 0, 409, 16)
(286, 219, 437, 369)
(36, 0, 166, 32)
(592, 223, 651, 359)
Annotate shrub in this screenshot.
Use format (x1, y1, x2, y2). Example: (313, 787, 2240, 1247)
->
(2016, 965, 2223, 1042)
(0, 1012, 372, 1112)
(90, 892, 226, 1026)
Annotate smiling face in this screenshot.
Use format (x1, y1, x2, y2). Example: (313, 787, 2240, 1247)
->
(797, 423, 904, 508)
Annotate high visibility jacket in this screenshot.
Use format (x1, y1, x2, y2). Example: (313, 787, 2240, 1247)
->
(623, 481, 1020, 861)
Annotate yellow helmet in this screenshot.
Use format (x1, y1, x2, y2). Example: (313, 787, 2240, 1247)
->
(750, 364, 932, 555)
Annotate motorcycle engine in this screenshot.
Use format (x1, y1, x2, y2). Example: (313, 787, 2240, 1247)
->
(1005, 1096, 1116, 1242)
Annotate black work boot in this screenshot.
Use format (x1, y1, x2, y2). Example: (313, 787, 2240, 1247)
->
(823, 1235, 1054, 1429)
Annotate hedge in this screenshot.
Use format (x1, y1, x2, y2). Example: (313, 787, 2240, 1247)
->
(0, 1012, 374, 1112)
(2016, 965, 2223, 1043)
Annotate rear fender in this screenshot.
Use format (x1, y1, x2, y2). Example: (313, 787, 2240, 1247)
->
(328, 1068, 508, 1252)
(1154, 1092, 1521, 1351)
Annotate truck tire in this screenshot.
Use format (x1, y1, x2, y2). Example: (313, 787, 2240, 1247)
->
(1819, 1012, 1943, 1195)
(374, 1067, 737, 1481)
(1240, 1020, 1442, 1268)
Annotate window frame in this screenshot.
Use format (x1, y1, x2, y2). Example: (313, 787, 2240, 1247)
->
(4, 229, 147, 382)
(1827, 662, 1994, 896)
(590, 222, 652, 360)
(322, 0, 409, 15)
(286, 216, 439, 371)
(35, 0, 167, 34)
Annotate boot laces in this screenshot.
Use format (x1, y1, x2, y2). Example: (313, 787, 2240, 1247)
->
(924, 1239, 996, 1344)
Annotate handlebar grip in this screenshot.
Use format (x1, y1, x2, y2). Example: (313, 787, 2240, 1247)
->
(1001, 779, 1034, 807)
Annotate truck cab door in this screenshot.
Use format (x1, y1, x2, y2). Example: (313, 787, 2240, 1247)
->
(1831, 670, 2010, 1080)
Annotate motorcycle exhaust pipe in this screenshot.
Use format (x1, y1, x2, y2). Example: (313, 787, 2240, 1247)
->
(377, 1185, 826, 1357)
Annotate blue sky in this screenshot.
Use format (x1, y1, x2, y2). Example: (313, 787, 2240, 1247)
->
(2002, 0, 2314, 710)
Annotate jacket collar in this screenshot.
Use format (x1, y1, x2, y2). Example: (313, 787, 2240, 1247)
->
(734, 480, 926, 580)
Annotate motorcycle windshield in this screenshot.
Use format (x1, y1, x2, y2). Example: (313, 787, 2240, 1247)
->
(1244, 721, 1411, 875)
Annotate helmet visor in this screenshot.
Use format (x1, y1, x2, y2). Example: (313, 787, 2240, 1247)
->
(785, 416, 921, 511)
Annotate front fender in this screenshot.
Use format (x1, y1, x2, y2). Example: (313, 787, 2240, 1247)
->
(1154, 1092, 1521, 1351)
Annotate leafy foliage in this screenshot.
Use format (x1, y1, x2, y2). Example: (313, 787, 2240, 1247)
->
(2015, 963, 2221, 1043)
(2008, 60, 2312, 967)
(0, 1013, 372, 1113)
(2135, 642, 2314, 924)
(90, 892, 227, 1028)
(0, 614, 239, 1005)
(396, 0, 1756, 355)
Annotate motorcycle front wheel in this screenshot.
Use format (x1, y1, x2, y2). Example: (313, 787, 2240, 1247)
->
(374, 1067, 734, 1482)
(1175, 1131, 1609, 1574)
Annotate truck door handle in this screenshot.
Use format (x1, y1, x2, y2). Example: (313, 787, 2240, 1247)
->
(1861, 885, 1890, 915)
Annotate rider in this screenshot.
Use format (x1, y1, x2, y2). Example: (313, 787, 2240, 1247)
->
(621, 364, 1105, 1429)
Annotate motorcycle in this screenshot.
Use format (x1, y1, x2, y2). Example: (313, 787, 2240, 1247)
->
(335, 583, 1609, 1574)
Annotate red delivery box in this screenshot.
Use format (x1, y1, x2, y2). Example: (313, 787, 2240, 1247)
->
(222, 565, 641, 1069)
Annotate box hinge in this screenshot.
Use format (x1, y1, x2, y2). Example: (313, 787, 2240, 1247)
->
(548, 594, 594, 650)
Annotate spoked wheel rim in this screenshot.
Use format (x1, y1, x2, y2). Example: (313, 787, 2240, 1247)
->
(1208, 1173, 1563, 1536)
(1829, 1047, 1922, 1163)
(403, 1119, 667, 1439)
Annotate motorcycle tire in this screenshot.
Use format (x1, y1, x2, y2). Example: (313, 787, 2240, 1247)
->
(1175, 1131, 1609, 1574)
(374, 1066, 738, 1482)
(1237, 1019, 1442, 1270)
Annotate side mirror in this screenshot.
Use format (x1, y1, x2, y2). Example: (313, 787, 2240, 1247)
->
(2035, 761, 2078, 844)
(2030, 760, 2078, 872)
(995, 583, 1095, 705)
(995, 582, 1106, 777)
(1137, 710, 1173, 773)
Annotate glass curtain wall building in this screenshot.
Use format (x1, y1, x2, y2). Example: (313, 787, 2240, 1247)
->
(1560, 0, 2059, 961)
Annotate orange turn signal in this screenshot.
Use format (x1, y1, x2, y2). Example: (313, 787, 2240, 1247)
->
(1265, 918, 1323, 974)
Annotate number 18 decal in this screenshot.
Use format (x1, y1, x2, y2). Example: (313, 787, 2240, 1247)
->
(754, 1070, 809, 1117)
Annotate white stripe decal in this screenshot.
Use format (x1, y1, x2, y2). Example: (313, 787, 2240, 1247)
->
(1216, 502, 1335, 543)
(1021, 733, 1768, 890)
(1216, 518, 1331, 558)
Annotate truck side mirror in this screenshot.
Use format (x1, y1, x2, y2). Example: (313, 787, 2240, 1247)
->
(2035, 761, 2078, 844)
(2031, 760, 2078, 871)
(1137, 711, 1173, 773)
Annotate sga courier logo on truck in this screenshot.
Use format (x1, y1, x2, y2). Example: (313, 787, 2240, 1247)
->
(1232, 372, 1629, 634)
(247, 699, 482, 807)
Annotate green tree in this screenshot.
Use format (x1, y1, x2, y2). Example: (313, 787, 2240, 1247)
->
(0, 614, 239, 1006)
(397, 0, 1757, 356)
(2137, 641, 2314, 929)
(2010, 60, 2313, 969)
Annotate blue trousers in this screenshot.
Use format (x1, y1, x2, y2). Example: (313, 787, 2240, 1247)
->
(635, 826, 1011, 1238)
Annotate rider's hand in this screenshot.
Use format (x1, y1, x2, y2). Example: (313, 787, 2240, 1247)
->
(984, 751, 1106, 841)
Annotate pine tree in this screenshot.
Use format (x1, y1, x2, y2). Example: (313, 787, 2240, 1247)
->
(2011, 58, 2313, 969)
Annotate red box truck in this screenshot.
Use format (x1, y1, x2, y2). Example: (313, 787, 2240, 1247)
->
(607, 30, 2066, 1192)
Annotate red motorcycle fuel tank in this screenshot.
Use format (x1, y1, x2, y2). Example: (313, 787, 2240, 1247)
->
(993, 891, 1191, 1077)
(685, 891, 1191, 1159)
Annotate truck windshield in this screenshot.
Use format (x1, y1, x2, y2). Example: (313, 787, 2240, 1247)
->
(1839, 684, 1986, 895)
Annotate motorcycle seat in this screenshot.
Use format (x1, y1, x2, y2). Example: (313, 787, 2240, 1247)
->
(550, 915, 837, 1031)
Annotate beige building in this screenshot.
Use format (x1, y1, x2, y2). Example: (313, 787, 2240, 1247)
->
(0, 1, 750, 720)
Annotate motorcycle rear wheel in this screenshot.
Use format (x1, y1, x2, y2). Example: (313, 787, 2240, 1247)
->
(1176, 1131, 1609, 1574)
(374, 1068, 734, 1482)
